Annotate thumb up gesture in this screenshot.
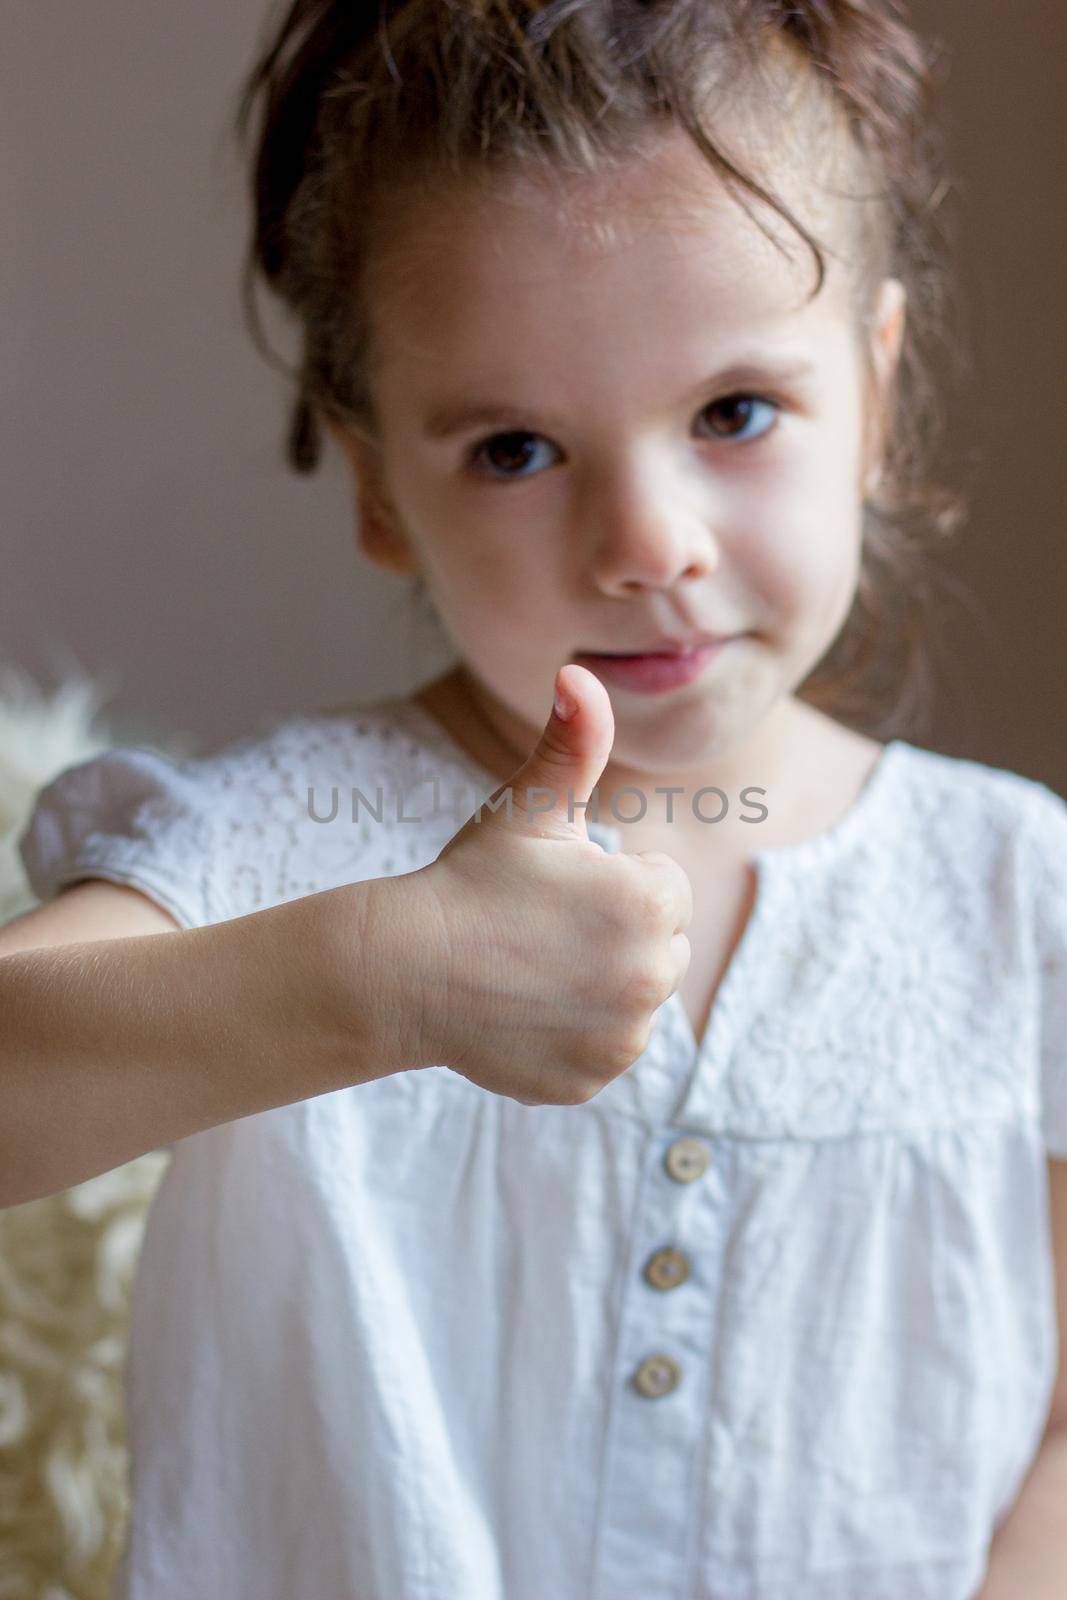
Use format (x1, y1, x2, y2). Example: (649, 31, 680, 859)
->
(415, 664, 693, 1105)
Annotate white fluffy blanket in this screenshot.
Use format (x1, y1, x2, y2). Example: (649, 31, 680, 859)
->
(0, 667, 170, 1600)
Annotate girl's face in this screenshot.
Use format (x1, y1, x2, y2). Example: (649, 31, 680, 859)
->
(339, 126, 905, 791)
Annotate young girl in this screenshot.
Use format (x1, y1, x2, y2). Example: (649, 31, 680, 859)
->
(4, 2, 1066, 1596)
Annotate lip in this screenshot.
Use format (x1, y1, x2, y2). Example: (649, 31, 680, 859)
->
(575, 637, 739, 693)
(587, 632, 736, 655)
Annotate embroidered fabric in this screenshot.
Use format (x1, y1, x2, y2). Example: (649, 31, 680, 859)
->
(15, 697, 1067, 1600)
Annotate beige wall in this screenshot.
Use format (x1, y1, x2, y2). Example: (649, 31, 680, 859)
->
(3, 4, 1064, 788)
(1, 2, 451, 754)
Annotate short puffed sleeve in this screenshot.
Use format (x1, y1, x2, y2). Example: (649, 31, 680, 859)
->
(16, 746, 232, 930)
(1024, 777, 1067, 1159)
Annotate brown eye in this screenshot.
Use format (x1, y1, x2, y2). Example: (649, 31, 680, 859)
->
(701, 394, 779, 441)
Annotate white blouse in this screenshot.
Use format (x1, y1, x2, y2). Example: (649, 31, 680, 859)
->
(17, 695, 1067, 1600)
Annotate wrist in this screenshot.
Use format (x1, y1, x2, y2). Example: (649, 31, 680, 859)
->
(315, 869, 449, 1079)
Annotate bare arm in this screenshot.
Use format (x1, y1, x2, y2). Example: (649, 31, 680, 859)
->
(972, 1425, 1067, 1598)
(0, 874, 432, 1208)
(1, 670, 696, 1206)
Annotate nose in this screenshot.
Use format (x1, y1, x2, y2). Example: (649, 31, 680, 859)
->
(584, 460, 721, 596)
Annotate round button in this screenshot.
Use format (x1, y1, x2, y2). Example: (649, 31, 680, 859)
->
(643, 1246, 691, 1291)
(664, 1136, 710, 1183)
(632, 1353, 681, 1398)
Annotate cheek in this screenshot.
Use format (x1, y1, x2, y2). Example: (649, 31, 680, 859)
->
(418, 542, 579, 670)
(398, 520, 566, 672)
(738, 477, 863, 617)
(421, 541, 564, 653)
(396, 469, 557, 586)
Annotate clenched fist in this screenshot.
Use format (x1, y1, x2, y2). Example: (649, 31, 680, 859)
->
(410, 663, 693, 1106)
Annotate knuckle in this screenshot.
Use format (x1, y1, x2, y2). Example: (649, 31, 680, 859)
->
(607, 1022, 650, 1074)
(645, 874, 678, 928)
(629, 961, 670, 1012)
(599, 891, 634, 941)
(558, 1061, 596, 1103)
(630, 884, 668, 940)
(626, 1018, 653, 1062)
(578, 1034, 615, 1082)
(675, 932, 692, 979)
(570, 1037, 612, 1086)
(652, 956, 677, 1005)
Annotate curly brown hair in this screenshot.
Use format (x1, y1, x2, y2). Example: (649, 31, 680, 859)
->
(233, 0, 970, 740)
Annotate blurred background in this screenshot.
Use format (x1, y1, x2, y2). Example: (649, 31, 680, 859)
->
(2, 0, 1064, 779)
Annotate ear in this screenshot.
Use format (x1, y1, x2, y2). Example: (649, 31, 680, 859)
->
(861, 276, 907, 497)
(325, 420, 422, 577)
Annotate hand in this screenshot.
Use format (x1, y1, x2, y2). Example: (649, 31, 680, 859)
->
(411, 663, 693, 1106)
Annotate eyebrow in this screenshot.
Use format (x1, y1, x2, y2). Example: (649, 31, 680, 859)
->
(419, 353, 820, 441)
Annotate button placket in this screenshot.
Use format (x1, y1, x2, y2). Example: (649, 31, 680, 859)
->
(592, 1132, 721, 1600)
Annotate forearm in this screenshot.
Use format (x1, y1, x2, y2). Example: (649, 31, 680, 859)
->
(0, 874, 428, 1207)
(973, 1425, 1067, 1598)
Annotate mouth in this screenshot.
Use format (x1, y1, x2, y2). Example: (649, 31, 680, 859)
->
(578, 633, 741, 659)
(574, 636, 743, 694)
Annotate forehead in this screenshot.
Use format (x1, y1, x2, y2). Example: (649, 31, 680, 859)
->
(364, 121, 861, 401)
